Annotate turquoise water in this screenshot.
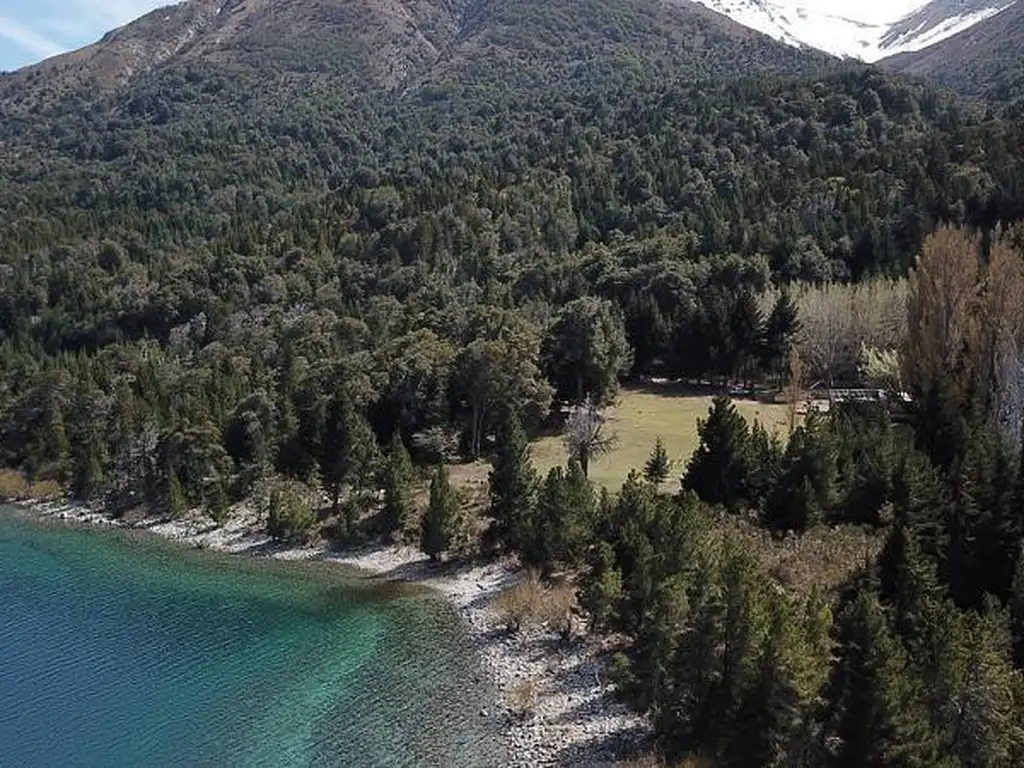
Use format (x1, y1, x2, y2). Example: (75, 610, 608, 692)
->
(0, 507, 505, 767)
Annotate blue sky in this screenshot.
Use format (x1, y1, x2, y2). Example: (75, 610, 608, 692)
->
(0, 0, 169, 72)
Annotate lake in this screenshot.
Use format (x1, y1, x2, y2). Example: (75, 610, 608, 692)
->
(0, 506, 506, 767)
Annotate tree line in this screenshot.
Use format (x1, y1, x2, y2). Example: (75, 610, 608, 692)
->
(470, 226, 1024, 765)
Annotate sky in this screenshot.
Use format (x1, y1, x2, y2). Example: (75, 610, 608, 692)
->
(0, 0, 170, 71)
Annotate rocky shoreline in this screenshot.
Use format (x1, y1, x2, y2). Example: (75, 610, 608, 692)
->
(10, 499, 652, 767)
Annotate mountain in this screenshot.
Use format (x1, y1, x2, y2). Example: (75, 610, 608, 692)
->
(0, 0, 830, 115)
(691, 0, 1015, 61)
(881, 0, 1024, 103)
(0, 0, 1022, 538)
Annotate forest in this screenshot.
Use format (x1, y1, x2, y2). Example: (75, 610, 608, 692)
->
(3, 2, 1024, 759)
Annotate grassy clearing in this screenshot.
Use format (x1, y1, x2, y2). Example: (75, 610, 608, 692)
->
(530, 384, 791, 492)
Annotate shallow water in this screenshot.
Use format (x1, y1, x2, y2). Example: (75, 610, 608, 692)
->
(0, 507, 505, 767)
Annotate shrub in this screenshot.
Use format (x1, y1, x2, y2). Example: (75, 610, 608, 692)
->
(29, 479, 64, 501)
(266, 482, 318, 542)
(507, 679, 540, 719)
(493, 570, 576, 630)
(0, 469, 28, 500)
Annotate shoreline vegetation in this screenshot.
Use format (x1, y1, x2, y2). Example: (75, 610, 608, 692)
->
(5, 494, 652, 768)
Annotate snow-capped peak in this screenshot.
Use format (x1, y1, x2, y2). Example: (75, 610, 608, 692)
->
(693, 0, 1016, 62)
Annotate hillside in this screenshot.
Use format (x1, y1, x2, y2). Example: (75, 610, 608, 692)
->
(0, 0, 830, 112)
(881, 0, 1024, 104)
(0, 1, 1022, 502)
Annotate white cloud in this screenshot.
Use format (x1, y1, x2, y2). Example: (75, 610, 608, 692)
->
(0, 14, 64, 60)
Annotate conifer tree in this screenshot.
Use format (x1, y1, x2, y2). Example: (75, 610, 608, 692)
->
(877, 519, 943, 652)
(530, 465, 570, 570)
(661, 556, 724, 754)
(761, 290, 802, 380)
(939, 601, 1024, 766)
(70, 444, 106, 501)
(715, 543, 770, 733)
(320, 391, 378, 517)
(763, 411, 835, 532)
(561, 459, 596, 565)
(822, 590, 944, 767)
(643, 436, 672, 487)
(683, 396, 750, 511)
(381, 427, 414, 539)
(1011, 550, 1024, 667)
(745, 419, 783, 511)
(581, 540, 624, 631)
(421, 463, 460, 561)
(488, 409, 538, 552)
(205, 479, 231, 524)
(723, 600, 804, 768)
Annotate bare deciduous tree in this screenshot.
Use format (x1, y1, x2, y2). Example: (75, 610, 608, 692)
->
(564, 396, 618, 478)
(784, 347, 805, 436)
(903, 225, 984, 403)
(764, 277, 908, 389)
(984, 240, 1024, 449)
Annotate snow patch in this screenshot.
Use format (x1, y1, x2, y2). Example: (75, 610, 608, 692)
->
(693, 0, 1011, 61)
(881, 7, 1008, 53)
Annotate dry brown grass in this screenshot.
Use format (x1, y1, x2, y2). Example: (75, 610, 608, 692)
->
(493, 570, 577, 628)
(0, 469, 28, 500)
(708, 513, 882, 594)
(507, 678, 540, 717)
(0, 470, 64, 502)
(28, 479, 63, 501)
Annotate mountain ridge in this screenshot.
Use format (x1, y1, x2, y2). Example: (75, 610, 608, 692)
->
(1, 0, 833, 118)
(691, 0, 1016, 61)
(880, 0, 1024, 104)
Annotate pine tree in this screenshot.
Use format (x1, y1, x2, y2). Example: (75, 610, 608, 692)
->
(531, 465, 570, 570)
(877, 519, 943, 652)
(206, 479, 231, 524)
(940, 600, 1024, 766)
(581, 540, 624, 631)
(716, 544, 770, 724)
(1011, 550, 1024, 667)
(723, 600, 804, 768)
(822, 590, 944, 767)
(381, 427, 414, 539)
(729, 289, 764, 384)
(643, 436, 671, 487)
(421, 463, 460, 561)
(70, 443, 106, 501)
(745, 420, 783, 511)
(760, 291, 802, 381)
(561, 459, 596, 565)
(660, 556, 724, 755)
(683, 396, 750, 511)
(488, 409, 538, 552)
(763, 411, 835, 532)
(320, 391, 378, 517)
